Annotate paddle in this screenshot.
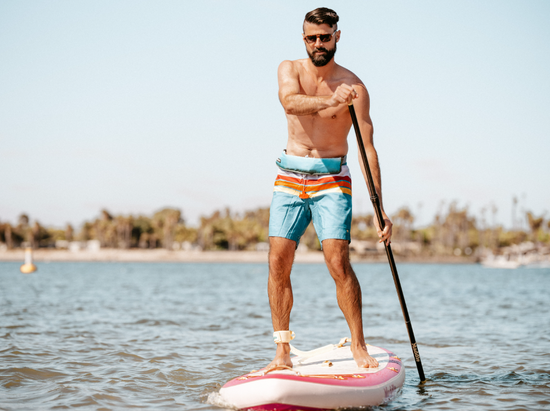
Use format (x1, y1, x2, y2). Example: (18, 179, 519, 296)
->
(348, 101, 426, 383)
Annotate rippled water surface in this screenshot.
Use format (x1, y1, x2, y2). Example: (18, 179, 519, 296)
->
(1, 261, 549, 410)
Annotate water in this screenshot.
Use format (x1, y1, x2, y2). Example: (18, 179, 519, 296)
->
(0, 261, 549, 410)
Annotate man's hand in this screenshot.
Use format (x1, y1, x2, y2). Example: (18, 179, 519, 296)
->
(373, 215, 392, 246)
(328, 84, 358, 107)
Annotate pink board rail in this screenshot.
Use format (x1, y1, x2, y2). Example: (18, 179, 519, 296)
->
(219, 345, 405, 410)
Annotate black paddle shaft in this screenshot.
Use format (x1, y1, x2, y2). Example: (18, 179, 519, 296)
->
(348, 102, 426, 383)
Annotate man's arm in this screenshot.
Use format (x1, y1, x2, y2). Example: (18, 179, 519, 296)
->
(354, 85, 393, 244)
(278, 61, 355, 116)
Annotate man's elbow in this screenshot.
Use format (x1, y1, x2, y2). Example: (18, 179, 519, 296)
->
(280, 97, 296, 115)
(284, 106, 297, 115)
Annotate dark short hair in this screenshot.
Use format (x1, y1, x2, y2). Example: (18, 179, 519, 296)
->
(304, 7, 339, 29)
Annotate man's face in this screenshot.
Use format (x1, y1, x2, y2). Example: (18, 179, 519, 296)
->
(303, 22, 339, 67)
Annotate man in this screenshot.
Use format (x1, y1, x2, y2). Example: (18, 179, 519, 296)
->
(267, 7, 393, 370)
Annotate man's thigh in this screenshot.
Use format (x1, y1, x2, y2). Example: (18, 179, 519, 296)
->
(269, 192, 311, 244)
(310, 193, 352, 244)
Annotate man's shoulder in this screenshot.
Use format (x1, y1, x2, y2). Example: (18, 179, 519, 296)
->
(334, 64, 364, 87)
(278, 59, 310, 81)
(278, 59, 308, 70)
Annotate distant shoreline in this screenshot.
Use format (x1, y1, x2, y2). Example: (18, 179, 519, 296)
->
(0, 249, 476, 264)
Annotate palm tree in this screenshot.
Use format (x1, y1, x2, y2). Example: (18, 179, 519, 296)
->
(139, 232, 150, 249)
(31, 221, 40, 249)
(392, 206, 414, 243)
(114, 216, 133, 249)
(65, 224, 74, 242)
(3, 223, 13, 249)
(152, 208, 182, 249)
(350, 213, 375, 241)
(526, 211, 545, 242)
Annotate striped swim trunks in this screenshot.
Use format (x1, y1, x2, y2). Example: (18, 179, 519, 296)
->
(269, 164, 352, 246)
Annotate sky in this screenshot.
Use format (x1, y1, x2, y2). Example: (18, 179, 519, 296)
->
(1, 0, 549, 230)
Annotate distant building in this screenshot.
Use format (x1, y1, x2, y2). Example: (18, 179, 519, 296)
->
(255, 242, 269, 252)
(55, 240, 69, 249)
(69, 242, 83, 252)
(87, 240, 101, 252)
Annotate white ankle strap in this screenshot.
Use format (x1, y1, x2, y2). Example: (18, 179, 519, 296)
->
(273, 330, 295, 344)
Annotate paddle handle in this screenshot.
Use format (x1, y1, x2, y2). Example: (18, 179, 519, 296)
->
(348, 102, 426, 383)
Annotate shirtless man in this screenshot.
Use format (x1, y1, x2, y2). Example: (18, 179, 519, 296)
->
(267, 7, 393, 370)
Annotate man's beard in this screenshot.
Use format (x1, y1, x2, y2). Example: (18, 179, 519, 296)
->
(307, 44, 337, 67)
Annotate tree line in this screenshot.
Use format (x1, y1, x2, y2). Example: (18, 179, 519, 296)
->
(0, 203, 548, 256)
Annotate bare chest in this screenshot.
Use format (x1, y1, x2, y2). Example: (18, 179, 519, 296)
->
(299, 77, 348, 119)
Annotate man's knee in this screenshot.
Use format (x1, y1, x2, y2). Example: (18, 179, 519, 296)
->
(326, 255, 348, 273)
(327, 258, 352, 282)
(323, 239, 349, 263)
(322, 239, 353, 279)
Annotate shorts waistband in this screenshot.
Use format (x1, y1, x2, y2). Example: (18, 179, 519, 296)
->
(276, 150, 347, 175)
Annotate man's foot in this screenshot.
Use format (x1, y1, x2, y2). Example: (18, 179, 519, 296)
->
(266, 343, 293, 371)
(351, 344, 379, 368)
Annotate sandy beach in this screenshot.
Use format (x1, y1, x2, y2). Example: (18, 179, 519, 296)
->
(0, 249, 474, 264)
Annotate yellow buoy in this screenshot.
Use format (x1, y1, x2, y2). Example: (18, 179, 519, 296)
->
(20, 247, 37, 274)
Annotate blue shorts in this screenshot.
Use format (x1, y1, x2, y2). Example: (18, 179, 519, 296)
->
(268, 164, 352, 246)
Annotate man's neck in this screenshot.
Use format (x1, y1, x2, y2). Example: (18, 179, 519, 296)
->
(305, 58, 337, 81)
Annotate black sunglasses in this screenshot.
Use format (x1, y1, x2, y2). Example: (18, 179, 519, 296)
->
(303, 30, 338, 44)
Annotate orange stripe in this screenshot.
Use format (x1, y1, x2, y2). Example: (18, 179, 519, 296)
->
(306, 180, 352, 190)
(305, 182, 351, 192)
(275, 180, 351, 190)
(275, 181, 352, 195)
(274, 181, 306, 192)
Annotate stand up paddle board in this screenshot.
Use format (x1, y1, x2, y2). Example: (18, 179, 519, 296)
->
(220, 338, 404, 410)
